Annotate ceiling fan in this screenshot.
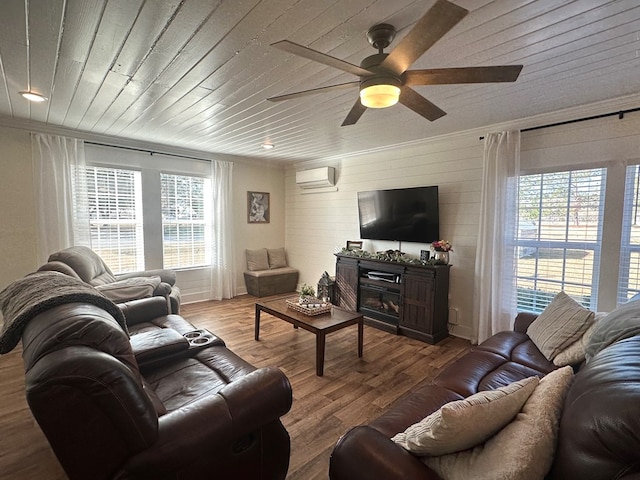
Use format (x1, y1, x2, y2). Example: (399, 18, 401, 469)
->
(267, 0, 523, 126)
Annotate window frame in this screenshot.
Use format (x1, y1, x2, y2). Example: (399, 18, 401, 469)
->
(84, 144, 213, 273)
(514, 167, 606, 313)
(160, 171, 213, 269)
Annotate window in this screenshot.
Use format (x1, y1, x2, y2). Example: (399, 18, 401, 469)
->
(86, 166, 144, 273)
(618, 165, 640, 303)
(515, 168, 606, 312)
(161, 173, 212, 269)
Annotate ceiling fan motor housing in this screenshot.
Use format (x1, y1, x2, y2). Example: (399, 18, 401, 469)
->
(360, 53, 389, 71)
(359, 53, 401, 108)
(359, 53, 402, 90)
(359, 75, 401, 91)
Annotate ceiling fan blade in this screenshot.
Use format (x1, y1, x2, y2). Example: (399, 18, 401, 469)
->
(399, 87, 446, 121)
(404, 65, 523, 85)
(381, 0, 468, 76)
(272, 40, 373, 77)
(342, 99, 367, 126)
(267, 82, 359, 102)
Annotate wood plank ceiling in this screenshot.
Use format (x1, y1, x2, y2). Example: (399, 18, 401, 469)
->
(0, 0, 638, 164)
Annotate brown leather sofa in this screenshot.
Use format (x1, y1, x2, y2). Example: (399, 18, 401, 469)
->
(38, 246, 182, 313)
(329, 312, 640, 479)
(19, 294, 293, 480)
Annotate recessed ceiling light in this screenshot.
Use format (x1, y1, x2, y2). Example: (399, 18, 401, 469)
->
(262, 142, 275, 150)
(19, 91, 47, 102)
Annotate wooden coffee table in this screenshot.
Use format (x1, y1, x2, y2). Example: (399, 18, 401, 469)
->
(255, 297, 363, 376)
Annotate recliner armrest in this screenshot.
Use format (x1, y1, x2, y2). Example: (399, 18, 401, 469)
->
(130, 329, 190, 366)
(330, 426, 440, 480)
(117, 269, 176, 286)
(119, 297, 170, 326)
(219, 365, 293, 429)
(121, 367, 292, 475)
(153, 281, 172, 297)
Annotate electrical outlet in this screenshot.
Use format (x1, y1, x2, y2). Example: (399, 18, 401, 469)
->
(448, 307, 459, 325)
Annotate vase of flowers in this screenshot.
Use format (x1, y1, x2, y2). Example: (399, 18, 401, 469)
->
(431, 240, 453, 265)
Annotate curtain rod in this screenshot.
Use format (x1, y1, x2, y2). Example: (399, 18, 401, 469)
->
(84, 141, 212, 163)
(479, 106, 640, 141)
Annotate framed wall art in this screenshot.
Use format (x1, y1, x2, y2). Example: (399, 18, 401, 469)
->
(346, 240, 363, 251)
(247, 191, 270, 223)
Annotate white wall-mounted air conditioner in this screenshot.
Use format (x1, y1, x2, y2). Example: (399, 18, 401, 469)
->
(295, 167, 336, 189)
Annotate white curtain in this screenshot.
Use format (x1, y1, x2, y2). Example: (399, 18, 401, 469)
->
(209, 160, 236, 300)
(472, 130, 521, 344)
(32, 134, 90, 264)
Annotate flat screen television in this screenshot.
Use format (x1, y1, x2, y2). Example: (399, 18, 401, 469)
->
(357, 186, 439, 243)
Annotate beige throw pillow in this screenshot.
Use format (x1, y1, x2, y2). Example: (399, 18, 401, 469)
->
(267, 247, 288, 269)
(245, 248, 269, 271)
(527, 291, 594, 360)
(392, 376, 539, 456)
(424, 366, 574, 480)
(553, 312, 606, 366)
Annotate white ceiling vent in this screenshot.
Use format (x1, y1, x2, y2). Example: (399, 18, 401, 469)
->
(295, 167, 336, 189)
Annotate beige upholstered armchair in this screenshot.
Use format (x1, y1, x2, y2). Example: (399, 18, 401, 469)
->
(38, 246, 181, 313)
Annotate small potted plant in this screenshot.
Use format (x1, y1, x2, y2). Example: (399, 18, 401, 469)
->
(298, 283, 316, 304)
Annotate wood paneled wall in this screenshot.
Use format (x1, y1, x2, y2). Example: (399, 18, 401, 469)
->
(284, 109, 640, 339)
(285, 133, 483, 340)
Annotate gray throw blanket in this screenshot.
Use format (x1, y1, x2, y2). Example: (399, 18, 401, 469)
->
(0, 271, 127, 354)
(585, 299, 640, 362)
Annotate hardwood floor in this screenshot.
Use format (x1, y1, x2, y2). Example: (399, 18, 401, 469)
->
(0, 294, 470, 480)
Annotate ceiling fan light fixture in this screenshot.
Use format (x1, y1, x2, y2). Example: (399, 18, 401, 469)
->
(19, 91, 47, 102)
(359, 76, 401, 109)
(360, 84, 400, 108)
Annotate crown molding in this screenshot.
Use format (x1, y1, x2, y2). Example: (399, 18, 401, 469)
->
(0, 117, 286, 170)
(3, 92, 639, 172)
(288, 93, 640, 170)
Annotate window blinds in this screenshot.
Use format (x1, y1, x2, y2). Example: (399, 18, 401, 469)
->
(85, 166, 144, 273)
(161, 173, 211, 269)
(618, 164, 640, 303)
(515, 168, 605, 312)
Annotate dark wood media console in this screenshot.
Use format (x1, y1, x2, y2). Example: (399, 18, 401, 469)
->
(335, 253, 451, 344)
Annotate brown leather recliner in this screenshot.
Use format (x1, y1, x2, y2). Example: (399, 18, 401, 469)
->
(20, 296, 293, 480)
(38, 246, 182, 313)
